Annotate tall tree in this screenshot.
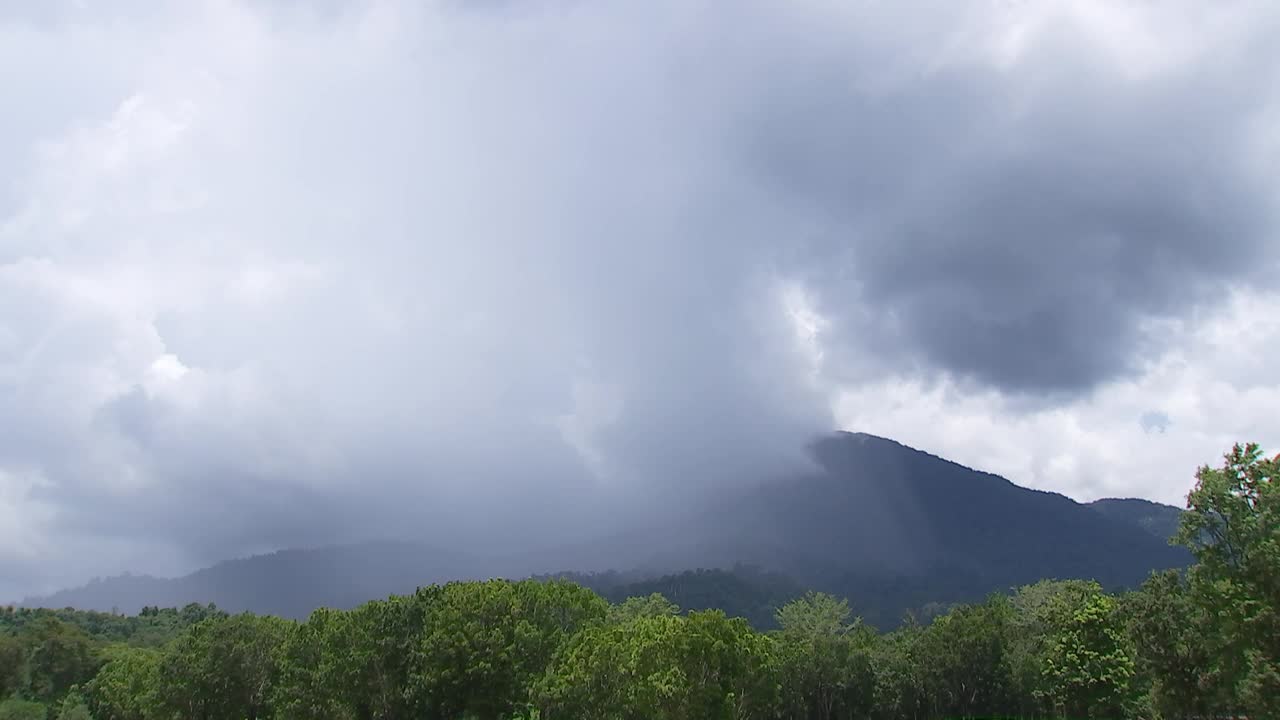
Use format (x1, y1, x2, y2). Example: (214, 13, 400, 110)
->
(54, 688, 91, 720)
(0, 635, 24, 700)
(608, 593, 680, 624)
(1039, 591, 1134, 719)
(539, 610, 778, 720)
(1123, 570, 1228, 718)
(774, 592, 875, 720)
(272, 608, 354, 720)
(869, 620, 925, 720)
(915, 596, 1014, 719)
(1176, 442, 1280, 718)
(85, 646, 163, 720)
(22, 618, 101, 706)
(410, 579, 608, 720)
(344, 591, 434, 720)
(159, 613, 290, 720)
(1007, 579, 1129, 718)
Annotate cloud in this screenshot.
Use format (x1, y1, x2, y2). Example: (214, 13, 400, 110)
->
(749, 2, 1279, 393)
(834, 286, 1280, 506)
(1, 0, 1278, 600)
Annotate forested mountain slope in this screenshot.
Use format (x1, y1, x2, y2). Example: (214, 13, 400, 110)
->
(1087, 496, 1185, 541)
(25, 433, 1189, 626)
(23, 542, 484, 620)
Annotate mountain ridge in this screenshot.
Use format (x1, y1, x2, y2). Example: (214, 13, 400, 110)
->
(22, 432, 1189, 626)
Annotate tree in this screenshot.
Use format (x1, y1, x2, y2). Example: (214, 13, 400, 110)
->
(539, 610, 778, 720)
(774, 592, 875, 720)
(1176, 442, 1280, 718)
(178, 603, 225, 627)
(608, 593, 680, 623)
(340, 592, 433, 720)
(0, 635, 24, 700)
(1006, 579, 1106, 717)
(23, 618, 101, 706)
(409, 579, 608, 720)
(0, 699, 46, 720)
(539, 613, 685, 719)
(272, 607, 355, 720)
(683, 610, 780, 720)
(54, 687, 92, 720)
(85, 646, 163, 720)
(1123, 570, 1228, 718)
(159, 613, 291, 720)
(869, 622, 925, 720)
(915, 596, 1014, 719)
(1040, 591, 1134, 718)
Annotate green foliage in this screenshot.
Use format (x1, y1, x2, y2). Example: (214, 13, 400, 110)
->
(158, 613, 291, 720)
(22, 618, 102, 706)
(272, 607, 354, 720)
(1006, 579, 1105, 716)
(410, 579, 608, 720)
(343, 592, 429, 719)
(916, 595, 1016, 718)
(0, 604, 222, 649)
(0, 601, 221, 715)
(0, 699, 45, 720)
(0, 636, 24, 700)
(597, 567, 804, 630)
(1176, 442, 1280, 719)
(607, 592, 680, 623)
(1122, 570, 1225, 717)
(774, 592, 875, 720)
(868, 622, 925, 720)
(1040, 591, 1134, 718)
(775, 591, 853, 637)
(55, 687, 91, 720)
(85, 646, 163, 720)
(539, 609, 778, 719)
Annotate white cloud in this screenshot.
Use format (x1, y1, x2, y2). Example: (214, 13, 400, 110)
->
(834, 288, 1280, 505)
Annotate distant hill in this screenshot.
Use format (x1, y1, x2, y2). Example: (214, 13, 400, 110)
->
(25, 432, 1191, 627)
(1087, 497, 1185, 541)
(25, 542, 487, 620)
(700, 433, 1192, 626)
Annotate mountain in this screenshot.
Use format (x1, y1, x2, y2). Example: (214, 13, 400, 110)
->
(25, 542, 487, 620)
(1087, 497, 1185, 541)
(24, 432, 1190, 627)
(712, 433, 1191, 625)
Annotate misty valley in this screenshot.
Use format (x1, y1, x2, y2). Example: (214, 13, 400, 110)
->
(3, 435, 1276, 719)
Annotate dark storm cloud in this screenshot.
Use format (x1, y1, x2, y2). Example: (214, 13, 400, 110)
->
(2, 0, 1279, 599)
(740, 7, 1279, 393)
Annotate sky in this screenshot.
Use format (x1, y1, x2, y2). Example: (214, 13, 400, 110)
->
(2, 0, 1278, 601)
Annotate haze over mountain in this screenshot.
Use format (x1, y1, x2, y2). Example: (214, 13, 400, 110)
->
(26, 433, 1188, 627)
(3, 2, 1278, 603)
